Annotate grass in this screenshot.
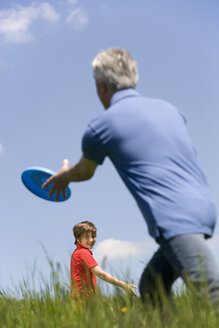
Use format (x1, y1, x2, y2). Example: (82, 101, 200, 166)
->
(1, 261, 219, 328)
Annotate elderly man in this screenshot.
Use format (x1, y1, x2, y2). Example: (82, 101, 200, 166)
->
(43, 48, 219, 305)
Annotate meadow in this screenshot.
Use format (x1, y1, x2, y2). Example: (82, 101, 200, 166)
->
(1, 260, 219, 328)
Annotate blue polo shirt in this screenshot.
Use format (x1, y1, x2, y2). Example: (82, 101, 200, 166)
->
(82, 89, 216, 240)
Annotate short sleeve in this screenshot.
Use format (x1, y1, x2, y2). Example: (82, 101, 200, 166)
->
(82, 125, 107, 165)
(79, 249, 98, 269)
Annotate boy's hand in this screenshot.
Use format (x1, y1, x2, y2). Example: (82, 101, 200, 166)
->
(91, 266, 137, 295)
(122, 282, 137, 296)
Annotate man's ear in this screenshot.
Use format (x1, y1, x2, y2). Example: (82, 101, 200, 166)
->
(96, 79, 113, 109)
(97, 79, 108, 94)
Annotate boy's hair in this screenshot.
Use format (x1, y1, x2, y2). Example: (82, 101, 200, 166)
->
(73, 221, 97, 245)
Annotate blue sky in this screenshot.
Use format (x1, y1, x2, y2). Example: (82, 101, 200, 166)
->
(0, 0, 219, 294)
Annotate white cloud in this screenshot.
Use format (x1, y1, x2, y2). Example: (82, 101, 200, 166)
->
(65, 7, 88, 30)
(0, 2, 60, 43)
(0, 2, 89, 43)
(39, 3, 60, 23)
(94, 238, 157, 262)
(93, 236, 219, 275)
(0, 143, 4, 155)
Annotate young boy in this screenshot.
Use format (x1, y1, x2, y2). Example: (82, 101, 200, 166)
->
(70, 221, 137, 300)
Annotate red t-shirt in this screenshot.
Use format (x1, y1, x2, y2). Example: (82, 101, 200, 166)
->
(70, 243, 98, 299)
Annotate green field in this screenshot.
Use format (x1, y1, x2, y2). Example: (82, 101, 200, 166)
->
(1, 261, 218, 328)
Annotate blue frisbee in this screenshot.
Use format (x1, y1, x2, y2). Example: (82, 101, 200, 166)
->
(21, 166, 71, 202)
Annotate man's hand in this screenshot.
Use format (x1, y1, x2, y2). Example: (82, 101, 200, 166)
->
(42, 156, 98, 201)
(42, 159, 70, 201)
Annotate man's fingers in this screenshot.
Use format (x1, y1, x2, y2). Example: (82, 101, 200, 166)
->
(62, 158, 69, 169)
(41, 159, 69, 200)
(48, 185, 64, 201)
(55, 189, 61, 202)
(48, 184, 56, 198)
(42, 159, 68, 189)
(62, 188, 66, 200)
(42, 176, 53, 189)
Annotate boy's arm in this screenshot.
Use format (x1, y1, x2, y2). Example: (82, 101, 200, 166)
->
(91, 265, 137, 296)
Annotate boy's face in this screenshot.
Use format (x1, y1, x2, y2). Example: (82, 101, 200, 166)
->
(78, 232, 96, 249)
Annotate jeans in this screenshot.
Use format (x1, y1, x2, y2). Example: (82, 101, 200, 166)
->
(139, 234, 219, 305)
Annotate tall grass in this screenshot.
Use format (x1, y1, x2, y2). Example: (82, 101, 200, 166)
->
(0, 260, 219, 328)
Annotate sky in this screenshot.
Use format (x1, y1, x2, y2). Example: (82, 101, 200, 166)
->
(0, 0, 219, 295)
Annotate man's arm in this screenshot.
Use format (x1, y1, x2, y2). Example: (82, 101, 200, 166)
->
(68, 156, 98, 181)
(91, 265, 137, 296)
(42, 156, 98, 201)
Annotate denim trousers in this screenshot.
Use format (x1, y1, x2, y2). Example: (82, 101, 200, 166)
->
(139, 234, 219, 305)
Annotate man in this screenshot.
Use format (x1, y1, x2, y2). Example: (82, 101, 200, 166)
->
(43, 48, 219, 305)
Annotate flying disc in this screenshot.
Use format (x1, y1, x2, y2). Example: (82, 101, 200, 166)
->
(21, 166, 71, 202)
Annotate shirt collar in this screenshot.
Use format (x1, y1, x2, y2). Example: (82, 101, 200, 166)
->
(76, 243, 88, 250)
(76, 243, 93, 253)
(110, 88, 140, 107)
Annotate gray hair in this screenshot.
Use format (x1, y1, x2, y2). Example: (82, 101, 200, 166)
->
(92, 48, 139, 92)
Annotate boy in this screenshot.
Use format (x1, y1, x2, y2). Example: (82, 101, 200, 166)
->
(70, 221, 137, 300)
